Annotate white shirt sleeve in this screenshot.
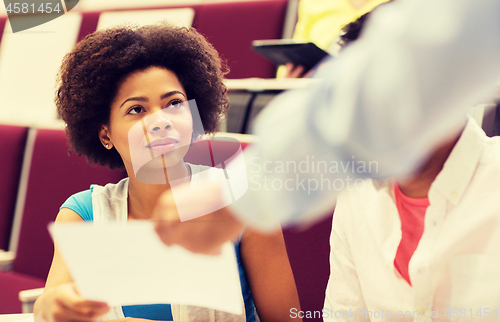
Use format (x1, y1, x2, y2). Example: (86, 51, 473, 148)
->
(229, 0, 500, 231)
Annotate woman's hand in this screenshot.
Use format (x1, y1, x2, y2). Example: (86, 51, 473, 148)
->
(34, 283, 109, 322)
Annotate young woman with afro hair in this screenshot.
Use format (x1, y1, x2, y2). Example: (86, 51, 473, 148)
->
(34, 23, 300, 322)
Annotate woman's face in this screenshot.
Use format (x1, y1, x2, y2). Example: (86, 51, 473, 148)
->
(101, 66, 193, 182)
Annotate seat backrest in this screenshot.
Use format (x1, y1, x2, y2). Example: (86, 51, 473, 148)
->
(184, 134, 253, 166)
(77, 0, 197, 11)
(10, 128, 127, 280)
(193, 0, 288, 79)
(0, 13, 81, 127)
(96, 8, 194, 30)
(0, 125, 28, 250)
(283, 213, 333, 322)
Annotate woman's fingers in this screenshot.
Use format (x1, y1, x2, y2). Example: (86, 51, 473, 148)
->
(58, 284, 108, 315)
(36, 283, 109, 322)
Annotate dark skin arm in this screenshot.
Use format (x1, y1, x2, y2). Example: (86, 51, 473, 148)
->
(240, 228, 302, 321)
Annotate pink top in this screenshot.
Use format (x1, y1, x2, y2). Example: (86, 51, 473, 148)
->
(393, 183, 429, 285)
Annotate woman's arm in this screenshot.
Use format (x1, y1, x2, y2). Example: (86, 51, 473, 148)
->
(240, 228, 302, 322)
(34, 209, 110, 322)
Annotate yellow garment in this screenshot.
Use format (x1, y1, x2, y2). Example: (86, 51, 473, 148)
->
(293, 0, 390, 50)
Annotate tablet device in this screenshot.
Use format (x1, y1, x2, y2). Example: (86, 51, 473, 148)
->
(252, 39, 330, 72)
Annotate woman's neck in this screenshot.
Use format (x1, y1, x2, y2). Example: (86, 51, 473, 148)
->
(126, 161, 190, 220)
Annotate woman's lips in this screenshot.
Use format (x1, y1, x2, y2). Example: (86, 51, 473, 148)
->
(146, 138, 179, 153)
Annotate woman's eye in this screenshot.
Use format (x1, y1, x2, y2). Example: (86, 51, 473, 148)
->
(169, 100, 184, 109)
(127, 106, 143, 115)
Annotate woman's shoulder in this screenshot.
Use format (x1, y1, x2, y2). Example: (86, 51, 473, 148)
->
(60, 189, 93, 221)
(59, 178, 130, 222)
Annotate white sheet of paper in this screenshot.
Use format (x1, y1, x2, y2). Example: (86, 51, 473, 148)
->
(0, 315, 34, 322)
(49, 221, 243, 315)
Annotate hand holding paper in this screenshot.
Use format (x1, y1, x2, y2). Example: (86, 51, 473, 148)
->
(33, 282, 109, 322)
(49, 221, 243, 315)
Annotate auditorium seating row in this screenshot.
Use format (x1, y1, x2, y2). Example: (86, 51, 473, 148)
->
(0, 125, 127, 313)
(0, 124, 332, 322)
(0, 0, 295, 128)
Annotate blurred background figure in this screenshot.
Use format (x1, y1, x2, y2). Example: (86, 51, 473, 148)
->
(280, 0, 390, 78)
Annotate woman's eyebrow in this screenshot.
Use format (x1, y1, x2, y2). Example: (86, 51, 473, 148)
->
(161, 90, 186, 100)
(120, 96, 148, 108)
(120, 91, 186, 108)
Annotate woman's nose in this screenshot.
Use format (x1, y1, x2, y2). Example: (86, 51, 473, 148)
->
(147, 111, 173, 133)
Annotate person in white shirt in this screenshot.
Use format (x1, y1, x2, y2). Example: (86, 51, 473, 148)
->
(324, 115, 500, 320)
(153, 0, 500, 255)
(321, 9, 500, 319)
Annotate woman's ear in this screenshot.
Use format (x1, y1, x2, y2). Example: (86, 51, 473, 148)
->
(99, 125, 113, 150)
